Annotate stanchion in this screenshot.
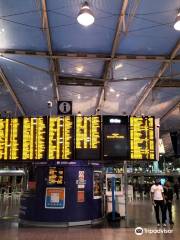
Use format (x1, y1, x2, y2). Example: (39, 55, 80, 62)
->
(124, 160, 128, 227)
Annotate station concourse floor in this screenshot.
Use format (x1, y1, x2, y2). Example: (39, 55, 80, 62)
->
(0, 200, 179, 240)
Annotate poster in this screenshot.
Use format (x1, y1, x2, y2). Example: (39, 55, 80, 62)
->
(77, 191, 85, 203)
(93, 171, 102, 199)
(45, 188, 65, 209)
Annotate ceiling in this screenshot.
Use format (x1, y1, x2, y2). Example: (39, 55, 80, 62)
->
(0, 0, 179, 136)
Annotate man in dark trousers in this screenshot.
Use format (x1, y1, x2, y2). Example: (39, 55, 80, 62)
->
(164, 181, 174, 225)
(151, 179, 166, 227)
(174, 180, 179, 200)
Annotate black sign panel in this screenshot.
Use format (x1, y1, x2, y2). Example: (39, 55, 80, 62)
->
(58, 101, 72, 115)
(0, 118, 22, 160)
(48, 167, 64, 185)
(103, 116, 129, 160)
(75, 116, 101, 160)
(130, 116, 155, 160)
(22, 117, 47, 160)
(48, 116, 74, 160)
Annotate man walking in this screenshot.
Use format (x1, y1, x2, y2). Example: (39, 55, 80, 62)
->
(164, 181, 174, 225)
(151, 179, 166, 227)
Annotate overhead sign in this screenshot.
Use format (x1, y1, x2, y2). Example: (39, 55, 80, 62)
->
(48, 116, 74, 160)
(103, 116, 129, 160)
(130, 116, 155, 160)
(75, 116, 101, 160)
(22, 117, 47, 160)
(0, 118, 22, 160)
(58, 101, 72, 115)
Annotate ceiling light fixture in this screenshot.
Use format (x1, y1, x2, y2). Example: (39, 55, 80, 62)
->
(174, 10, 180, 31)
(77, 1, 95, 27)
(116, 93, 120, 97)
(115, 63, 123, 70)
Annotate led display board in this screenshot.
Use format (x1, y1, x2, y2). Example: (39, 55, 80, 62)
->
(48, 116, 73, 160)
(48, 167, 64, 185)
(0, 118, 22, 160)
(103, 116, 129, 160)
(22, 117, 47, 160)
(75, 116, 101, 160)
(130, 116, 155, 160)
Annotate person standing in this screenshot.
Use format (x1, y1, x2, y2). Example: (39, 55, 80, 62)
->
(151, 179, 166, 227)
(164, 181, 174, 225)
(174, 180, 179, 200)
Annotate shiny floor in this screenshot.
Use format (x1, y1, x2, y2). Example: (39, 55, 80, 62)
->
(0, 199, 179, 240)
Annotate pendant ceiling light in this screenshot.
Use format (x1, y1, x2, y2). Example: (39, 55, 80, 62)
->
(77, 1, 95, 27)
(174, 10, 180, 31)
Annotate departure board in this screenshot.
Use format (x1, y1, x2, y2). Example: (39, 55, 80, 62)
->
(103, 116, 129, 160)
(0, 118, 22, 160)
(48, 167, 64, 185)
(130, 116, 155, 160)
(22, 117, 47, 160)
(75, 116, 101, 160)
(48, 116, 73, 160)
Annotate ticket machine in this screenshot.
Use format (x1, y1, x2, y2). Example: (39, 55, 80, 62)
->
(105, 173, 125, 218)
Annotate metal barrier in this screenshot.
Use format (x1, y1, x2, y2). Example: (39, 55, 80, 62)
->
(0, 192, 22, 219)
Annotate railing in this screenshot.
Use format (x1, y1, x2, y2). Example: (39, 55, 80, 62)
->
(0, 191, 22, 219)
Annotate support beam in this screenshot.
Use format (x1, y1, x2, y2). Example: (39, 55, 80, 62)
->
(155, 79, 180, 88)
(57, 75, 180, 87)
(131, 40, 180, 115)
(160, 100, 180, 123)
(0, 68, 25, 116)
(95, 0, 129, 112)
(41, 0, 59, 100)
(0, 49, 180, 62)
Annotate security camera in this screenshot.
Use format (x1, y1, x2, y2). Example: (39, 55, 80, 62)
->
(47, 101, 52, 108)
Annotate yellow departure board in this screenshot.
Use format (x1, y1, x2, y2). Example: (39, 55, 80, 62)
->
(48, 116, 73, 160)
(0, 118, 21, 160)
(22, 117, 47, 160)
(130, 116, 155, 160)
(75, 116, 101, 160)
(48, 167, 64, 185)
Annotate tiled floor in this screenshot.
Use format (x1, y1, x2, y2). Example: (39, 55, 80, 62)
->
(0, 199, 179, 240)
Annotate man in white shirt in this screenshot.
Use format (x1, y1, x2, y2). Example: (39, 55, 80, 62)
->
(151, 179, 166, 227)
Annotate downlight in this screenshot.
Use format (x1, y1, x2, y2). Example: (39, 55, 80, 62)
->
(77, 2, 95, 27)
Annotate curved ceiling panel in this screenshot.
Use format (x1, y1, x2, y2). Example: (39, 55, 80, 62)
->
(46, 0, 122, 53)
(101, 80, 149, 115)
(138, 87, 180, 117)
(112, 60, 162, 80)
(161, 107, 180, 131)
(163, 62, 180, 79)
(60, 59, 104, 78)
(0, 58, 54, 116)
(118, 0, 180, 55)
(0, 82, 19, 116)
(59, 85, 100, 114)
(0, 0, 47, 50)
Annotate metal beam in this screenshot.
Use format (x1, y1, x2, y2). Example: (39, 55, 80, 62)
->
(160, 100, 180, 123)
(0, 49, 180, 62)
(0, 68, 25, 115)
(95, 0, 129, 112)
(155, 79, 180, 88)
(57, 75, 180, 87)
(41, 0, 59, 100)
(131, 40, 180, 115)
